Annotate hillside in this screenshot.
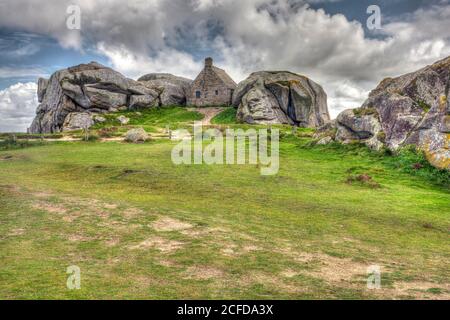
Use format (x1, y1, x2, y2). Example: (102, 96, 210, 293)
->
(1, 108, 449, 299)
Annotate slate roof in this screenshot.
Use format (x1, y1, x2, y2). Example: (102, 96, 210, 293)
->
(211, 66, 237, 89)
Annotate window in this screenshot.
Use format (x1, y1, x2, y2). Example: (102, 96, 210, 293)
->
(196, 91, 201, 98)
(215, 90, 219, 95)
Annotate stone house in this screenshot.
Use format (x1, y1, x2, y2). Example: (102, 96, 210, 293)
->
(187, 58, 237, 106)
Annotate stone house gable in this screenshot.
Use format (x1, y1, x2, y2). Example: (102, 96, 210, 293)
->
(187, 57, 237, 107)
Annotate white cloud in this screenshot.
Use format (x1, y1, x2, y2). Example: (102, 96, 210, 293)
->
(1, 1, 450, 120)
(96, 43, 202, 80)
(3, 43, 40, 57)
(0, 67, 47, 79)
(88, 1, 450, 118)
(0, 0, 82, 50)
(0, 82, 38, 132)
(328, 81, 369, 118)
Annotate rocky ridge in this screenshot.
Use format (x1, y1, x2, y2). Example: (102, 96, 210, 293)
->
(332, 56, 450, 169)
(30, 62, 192, 133)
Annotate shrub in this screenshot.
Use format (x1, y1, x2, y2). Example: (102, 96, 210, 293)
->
(98, 127, 118, 138)
(377, 131, 386, 143)
(412, 163, 424, 170)
(346, 173, 381, 189)
(84, 134, 100, 142)
(0, 135, 46, 150)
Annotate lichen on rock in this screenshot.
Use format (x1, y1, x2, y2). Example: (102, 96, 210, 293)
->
(335, 55, 450, 170)
(232, 71, 330, 127)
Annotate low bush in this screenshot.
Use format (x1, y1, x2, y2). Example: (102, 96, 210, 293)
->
(346, 173, 381, 189)
(98, 127, 119, 138)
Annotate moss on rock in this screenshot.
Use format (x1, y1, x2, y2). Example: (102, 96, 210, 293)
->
(353, 107, 379, 118)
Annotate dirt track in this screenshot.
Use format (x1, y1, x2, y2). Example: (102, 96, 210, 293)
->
(188, 107, 225, 125)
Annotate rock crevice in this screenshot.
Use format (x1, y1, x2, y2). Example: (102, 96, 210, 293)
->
(232, 71, 330, 127)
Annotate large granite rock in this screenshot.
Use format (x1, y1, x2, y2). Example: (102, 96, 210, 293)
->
(336, 56, 450, 170)
(30, 72, 82, 134)
(232, 71, 330, 127)
(29, 63, 187, 133)
(335, 109, 384, 151)
(62, 112, 95, 132)
(37, 78, 49, 103)
(138, 73, 192, 106)
(125, 128, 149, 143)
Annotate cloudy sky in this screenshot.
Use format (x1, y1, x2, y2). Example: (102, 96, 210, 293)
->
(1, 0, 450, 132)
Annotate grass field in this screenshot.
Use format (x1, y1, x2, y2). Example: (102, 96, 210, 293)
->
(0, 107, 449, 300)
(92, 106, 204, 133)
(211, 107, 238, 124)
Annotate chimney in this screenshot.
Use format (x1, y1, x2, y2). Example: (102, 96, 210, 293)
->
(205, 57, 213, 68)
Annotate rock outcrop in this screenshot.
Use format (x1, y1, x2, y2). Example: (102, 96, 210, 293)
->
(232, 71, 330, 127)
(125, 128, 149, 143)
(138, 73, 192, 106)
(335, 56, 450, 170)
(30, 62, 157, 133)
(30, 63, 192, 133)
(62, 112, 95, 132)
(37, 78, 49, 103)
(335, 109, 384, 151)
(117, 115, 130, 125)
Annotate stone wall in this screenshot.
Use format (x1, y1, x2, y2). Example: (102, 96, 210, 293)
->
(188, 81, 234, 106)
(187, 58, 236, 106)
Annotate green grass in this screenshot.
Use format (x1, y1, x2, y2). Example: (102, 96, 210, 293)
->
(301, 141, 450, 189)
(211, 108, 238, 124)
(416, 100, 431, 113)
(0, 122, 449, 300)
(93, 106, 204, 132)
(0, 133, 64, 140)
(0, 137, 49, 151)
(0, 139, 450, 299)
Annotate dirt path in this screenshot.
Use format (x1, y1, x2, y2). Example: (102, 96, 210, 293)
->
(11, 135, 170, 143)
(44, 137, 80, 142)
(188, 107, 225, 125)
